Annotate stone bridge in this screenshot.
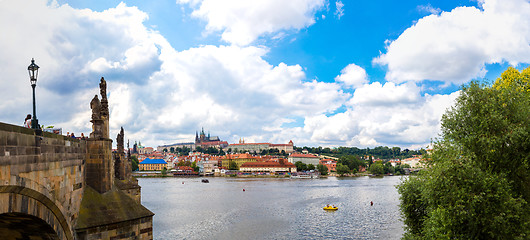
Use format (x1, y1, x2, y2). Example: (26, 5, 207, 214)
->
(0, 78, 153, 239)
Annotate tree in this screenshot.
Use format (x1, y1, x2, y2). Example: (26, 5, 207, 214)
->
(191, 161, 199, 172)
(169, 147, 175, 153)
(369, 162, 384, 175)
(339, 155, 365, 173)
(383, 162, 394, 174)
(228, 160, 239, 170)
(397, 67, 530, 239)
(295, 161, 307, 172)
(316, 164, 328, 175)
(131, 155, 139, 171)
(307, 164, 315, 171)
(161, 167, 167, 176)
(335, 163, 350, 176)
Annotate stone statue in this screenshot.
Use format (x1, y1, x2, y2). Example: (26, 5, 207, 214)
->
(117, 127, 124, 152)
(90, 95, 101, 121)
(99, 77, 107, 100)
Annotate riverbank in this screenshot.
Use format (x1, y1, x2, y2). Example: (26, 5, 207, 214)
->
(131, 171, 391, 178)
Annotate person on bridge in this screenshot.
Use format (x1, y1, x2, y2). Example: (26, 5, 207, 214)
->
(24, 114, 31, 128)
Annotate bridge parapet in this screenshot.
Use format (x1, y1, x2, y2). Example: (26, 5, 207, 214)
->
(0, 122, 85, 240)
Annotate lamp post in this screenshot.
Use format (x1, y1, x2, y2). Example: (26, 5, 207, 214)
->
(28, 58, 39, 130)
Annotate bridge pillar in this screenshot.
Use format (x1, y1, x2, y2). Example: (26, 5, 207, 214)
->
(85, 139, 114, 193)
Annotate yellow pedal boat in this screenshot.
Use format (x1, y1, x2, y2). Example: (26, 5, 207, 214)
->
(323, 205, 338, 211)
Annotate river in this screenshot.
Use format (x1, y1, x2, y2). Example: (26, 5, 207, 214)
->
(139, 176, 405, 240)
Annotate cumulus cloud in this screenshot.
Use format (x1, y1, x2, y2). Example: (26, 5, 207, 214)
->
(374, 0, 530, 84)
(300, 83, 459, 148)
(0, 0, 349, 148)
(176, 0, 325, 46)
(0, 0, 466, 150)
(335, 63, 368, 88)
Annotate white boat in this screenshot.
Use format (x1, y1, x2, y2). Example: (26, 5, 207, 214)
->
(291, 172, 320, 179)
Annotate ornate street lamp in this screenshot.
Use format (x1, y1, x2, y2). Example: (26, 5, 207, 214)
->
(28, 58, 39, 130)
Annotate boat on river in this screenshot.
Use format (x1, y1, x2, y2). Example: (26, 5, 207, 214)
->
(290, 172, 320, 179)
(201, 179, 209, 183)
(323, 205, 338, 211)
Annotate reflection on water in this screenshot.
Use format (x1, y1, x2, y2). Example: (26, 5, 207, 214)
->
(139, 176, 405, 240)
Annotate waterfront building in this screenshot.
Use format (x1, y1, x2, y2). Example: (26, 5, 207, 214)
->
(221, 153, 259, 168)
(320, 159, 337, 172)
(138, 158, 167, 171)
(288, 153, 320, 165)
(240, 159, 297, 173)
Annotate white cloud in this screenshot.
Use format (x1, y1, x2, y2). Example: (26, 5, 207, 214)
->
(0, 0, 465, 150)
(349, 82, 419, 106)
(299, 83, 460, 148)
(417, 4, 441, 15)
(335, 1, 344, 19)
(374, 0, 530, 84)
(335, 63, 368, 88)
(0, 0, 349, 148)
(176, 0, 325, 46)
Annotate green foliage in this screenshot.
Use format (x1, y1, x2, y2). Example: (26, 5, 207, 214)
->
(383, 162, 395, 174)
(177, 160, 191, 167)
(369, 162, 384, 175)
(394, 164, 409, 175)
(292, 146, 425, 159)
(228, 160, 239, 170)
(161, 167, 167, 175)
(191, 161, 199, 172)
(398, 67, 530, 239)
(295, 161, 307, 171)
(338, 155, 365, 173)
(335, 163, 350, 176)
(131, 155, 139, 171)
(316, 164, 328, 175)
(307, 164, 315, 171)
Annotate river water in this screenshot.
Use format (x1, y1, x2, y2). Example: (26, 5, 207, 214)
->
(139, 176, 405, 240)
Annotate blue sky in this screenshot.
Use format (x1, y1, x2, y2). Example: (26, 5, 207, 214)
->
(1, 0, 529, 149)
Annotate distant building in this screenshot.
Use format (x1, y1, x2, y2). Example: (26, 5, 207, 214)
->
(157, 128, 228, 152)
(221, 153, 258, 168)
(320, 159, 337, 172)
(240, 159, 297, 173)
(402, 156, 423, 168)
(228, 139, 294, 154)
(138, 158, 167, 171)
(157, 142, 195, 152)
(288, 153, 320, 165)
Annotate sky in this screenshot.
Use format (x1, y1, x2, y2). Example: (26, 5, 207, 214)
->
(1, 0, 529, 149)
